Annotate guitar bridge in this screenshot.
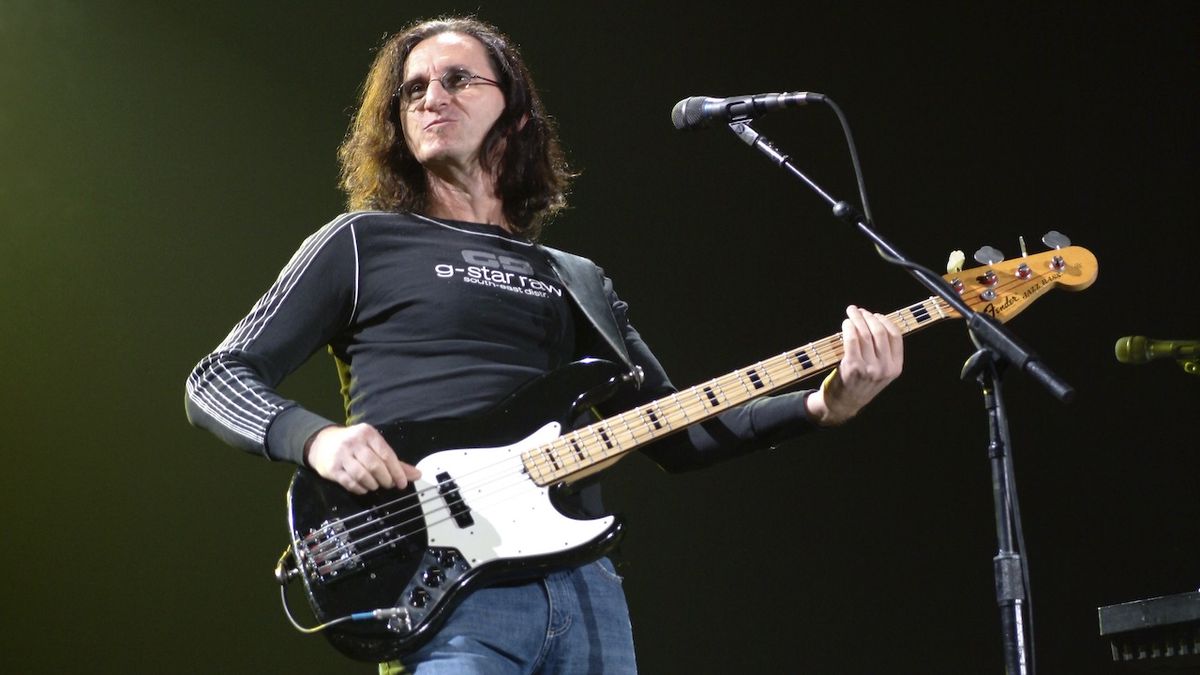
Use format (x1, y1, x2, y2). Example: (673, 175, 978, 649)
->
(298, 519, 364, 583)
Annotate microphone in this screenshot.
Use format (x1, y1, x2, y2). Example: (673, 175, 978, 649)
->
(1114, 336, 1200, 364)
(671, 92, 824, 130)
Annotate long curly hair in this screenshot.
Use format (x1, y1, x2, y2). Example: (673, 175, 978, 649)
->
(337, 17, 573, 239)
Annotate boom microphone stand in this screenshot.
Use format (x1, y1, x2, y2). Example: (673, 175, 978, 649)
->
(721, 106, 1074, 675)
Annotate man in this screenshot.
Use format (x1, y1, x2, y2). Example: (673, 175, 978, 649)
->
(185, 16, 902, 674)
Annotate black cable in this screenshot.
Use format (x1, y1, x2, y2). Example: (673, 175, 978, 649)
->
(996, 391, 1037, 675)
(819, 96, 875, 227)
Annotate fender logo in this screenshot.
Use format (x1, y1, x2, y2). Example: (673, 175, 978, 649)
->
(983, 296, 1017, 318)
(982, 272, 1061, 318)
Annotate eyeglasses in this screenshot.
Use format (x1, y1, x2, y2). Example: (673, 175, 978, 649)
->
(396, 68, 501, 106)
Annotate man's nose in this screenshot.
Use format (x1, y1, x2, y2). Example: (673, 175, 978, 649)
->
(421, 78, 453, 107)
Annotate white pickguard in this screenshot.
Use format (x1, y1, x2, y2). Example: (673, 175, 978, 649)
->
(412, 422, 615, 569)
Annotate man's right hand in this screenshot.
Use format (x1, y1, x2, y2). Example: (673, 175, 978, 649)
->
(304, 424, 422, 495)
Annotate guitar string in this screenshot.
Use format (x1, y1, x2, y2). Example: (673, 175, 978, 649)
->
(303, 284, 1057, 571)
(297, 296, 944, 563)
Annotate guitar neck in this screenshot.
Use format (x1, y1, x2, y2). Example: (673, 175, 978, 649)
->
(523, 296, 957, 485)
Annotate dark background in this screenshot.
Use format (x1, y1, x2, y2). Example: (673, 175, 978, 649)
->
(3, 2, 1196, 673)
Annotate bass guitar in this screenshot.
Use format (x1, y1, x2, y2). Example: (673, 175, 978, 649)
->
(276, 241, 1098, 661)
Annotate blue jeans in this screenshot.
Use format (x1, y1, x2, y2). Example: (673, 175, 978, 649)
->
(380, 558, 637, 674)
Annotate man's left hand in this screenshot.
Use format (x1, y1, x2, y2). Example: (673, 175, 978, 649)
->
(804, 305, 904, 426)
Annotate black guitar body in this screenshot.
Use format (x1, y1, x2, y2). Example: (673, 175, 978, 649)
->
(285, 358, 630, 662)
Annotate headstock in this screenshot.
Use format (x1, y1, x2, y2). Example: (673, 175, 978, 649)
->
(941, 231, 1098, 324)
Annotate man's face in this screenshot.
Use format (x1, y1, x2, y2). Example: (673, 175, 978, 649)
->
(399, 32, 506, 174)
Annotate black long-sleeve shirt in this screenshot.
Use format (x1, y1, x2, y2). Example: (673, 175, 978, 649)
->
(185, 211, 817, 471)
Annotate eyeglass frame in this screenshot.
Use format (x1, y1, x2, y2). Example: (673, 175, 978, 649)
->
(394, 67, 502, 107)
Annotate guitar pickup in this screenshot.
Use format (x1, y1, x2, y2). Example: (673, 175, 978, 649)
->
(436, 472, 475, 528)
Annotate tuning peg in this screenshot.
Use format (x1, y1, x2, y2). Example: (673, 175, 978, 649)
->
(946, 250, 965, 274)
(972, 246, 1003, 290)
(973, 246, 1004, 266)
(1042, 230, 1071, 249)
(945, 250, 966, 294)
(1013, 236, 1034, 278)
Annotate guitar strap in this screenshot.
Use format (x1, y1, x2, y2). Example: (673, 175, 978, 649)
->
(540, 245, 640, 388)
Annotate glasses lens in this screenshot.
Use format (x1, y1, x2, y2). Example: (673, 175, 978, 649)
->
(442, 70, 474, 94)
(400, 80, 426, 103)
